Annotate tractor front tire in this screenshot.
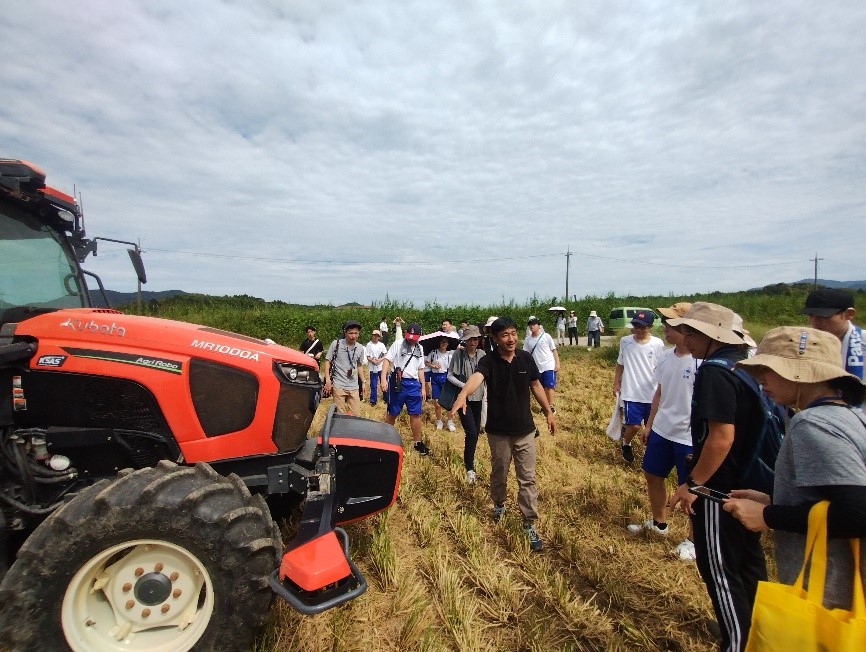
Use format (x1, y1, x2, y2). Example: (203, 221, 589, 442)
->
(0, 461, 282, 652)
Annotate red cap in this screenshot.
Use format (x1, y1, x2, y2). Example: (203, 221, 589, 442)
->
(404, 322, 422, 342)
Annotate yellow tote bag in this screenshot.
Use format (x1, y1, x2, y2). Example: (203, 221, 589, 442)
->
(745, 501, 866, 651)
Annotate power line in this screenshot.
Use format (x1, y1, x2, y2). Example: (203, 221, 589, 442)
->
(146, 246, 804, 271)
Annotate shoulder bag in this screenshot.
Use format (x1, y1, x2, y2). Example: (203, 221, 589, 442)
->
(745, 500, 866, 651)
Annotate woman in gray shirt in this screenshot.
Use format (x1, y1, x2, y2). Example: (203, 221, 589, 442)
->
(724, 326, 866, 610)
(447, 325, 485, 484)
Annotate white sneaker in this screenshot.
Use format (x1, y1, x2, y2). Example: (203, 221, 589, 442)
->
(673, 539, 696, 561)
(446, 420, 456, 432)
(466, 469, 476, 484)
(626, 518, 669, 537)
(435, 420, 443, 430)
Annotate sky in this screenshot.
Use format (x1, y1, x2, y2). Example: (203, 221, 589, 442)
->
(2, 1, 865, 307)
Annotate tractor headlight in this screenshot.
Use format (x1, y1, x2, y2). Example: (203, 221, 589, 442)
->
(275, 362, 320, 385)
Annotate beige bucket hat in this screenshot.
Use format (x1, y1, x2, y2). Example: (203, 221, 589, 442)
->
(462, 324, 482, 339)
(666, 302, 745, 345)
(656, 302, 692, 320)
(738, 327, 863, 391)
(731, 313, 757, 348)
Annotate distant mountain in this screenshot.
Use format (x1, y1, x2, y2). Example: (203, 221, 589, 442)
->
(93, 289, 189, 308)
(749, 279, 866, 293)
(791, 279, 866, 291)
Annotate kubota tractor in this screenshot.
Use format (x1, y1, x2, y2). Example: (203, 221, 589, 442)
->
(0, 159, 403, 651)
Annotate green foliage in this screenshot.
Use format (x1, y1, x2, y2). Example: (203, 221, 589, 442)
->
(122, 287, 865, 347)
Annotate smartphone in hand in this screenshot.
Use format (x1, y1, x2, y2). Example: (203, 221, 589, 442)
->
(688, 485, 730, 504)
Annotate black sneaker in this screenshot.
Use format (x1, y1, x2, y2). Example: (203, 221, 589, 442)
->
(413, 441, 430, 456)
(492, 504, 505, 522)
(621, 443, 634, 463)
(524, 524, 543, 551)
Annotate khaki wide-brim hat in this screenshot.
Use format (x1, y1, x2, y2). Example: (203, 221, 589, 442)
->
(462, 324, 482, 339)
(738, 327, 863, 388)
(666, 302, 745, 345)
(656, 302, 692, 320)
(731, 312, 757, 348)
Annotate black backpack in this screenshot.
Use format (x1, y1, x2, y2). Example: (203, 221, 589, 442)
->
(702, 358, 787, 496)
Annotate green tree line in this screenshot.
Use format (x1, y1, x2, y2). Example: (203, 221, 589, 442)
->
(124, 283, 863, 348)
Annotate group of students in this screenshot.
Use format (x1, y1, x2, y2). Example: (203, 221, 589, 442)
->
(615, 288, 864, 651)
(303, 315, 557, 551)
(301, 288, 865, 648)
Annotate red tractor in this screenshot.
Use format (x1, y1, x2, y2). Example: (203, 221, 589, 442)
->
(0, 159, 403, 651)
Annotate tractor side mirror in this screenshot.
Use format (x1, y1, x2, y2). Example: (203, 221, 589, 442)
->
(127, 248, 147, 285)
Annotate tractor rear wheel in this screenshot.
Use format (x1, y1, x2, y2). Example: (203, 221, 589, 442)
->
(0, 461, 282, 652)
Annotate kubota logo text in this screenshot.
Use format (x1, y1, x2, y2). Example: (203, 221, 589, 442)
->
(61, 318, 126, 337)
(190, 340, 260, 361)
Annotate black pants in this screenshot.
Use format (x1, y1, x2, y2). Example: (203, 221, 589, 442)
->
(691, 498, 766, 652)
(458, 400, 482, 471)
(568, 327, 577, 345)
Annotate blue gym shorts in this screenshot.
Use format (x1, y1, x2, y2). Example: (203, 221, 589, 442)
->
(430, 372, 447, 399)
(641, 430, 693, 485)
(539, 369, 557, 389)
(387, 377, 423, 417)
(622, 400, 651, 426)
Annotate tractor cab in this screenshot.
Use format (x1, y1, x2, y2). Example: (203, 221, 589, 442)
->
(0, 159, 113, 328)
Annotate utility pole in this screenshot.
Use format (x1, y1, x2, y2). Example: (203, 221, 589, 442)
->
(565, 248, 572, 304)
(810, 252, 823, 289)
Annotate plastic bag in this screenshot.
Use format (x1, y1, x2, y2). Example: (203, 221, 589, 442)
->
(605, 393, 623, 441)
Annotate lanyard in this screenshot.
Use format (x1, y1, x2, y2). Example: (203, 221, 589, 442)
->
(345, 342, 357, 369)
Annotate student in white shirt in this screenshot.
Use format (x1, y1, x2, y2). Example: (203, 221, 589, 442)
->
(626, 303, 698, 561)
(365, 330, 388, 406)
(381, 323, 429, 455)
(523, 316, 561, 413)
(613, 310, 665, 463)
(426, 336, 455, 431)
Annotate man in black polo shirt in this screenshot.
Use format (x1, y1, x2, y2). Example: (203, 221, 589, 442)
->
(452, 317, 555, 551)
(667, 302, 765, 652)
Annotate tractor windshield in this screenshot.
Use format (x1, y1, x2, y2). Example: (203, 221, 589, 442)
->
(0, 203, 87, 317)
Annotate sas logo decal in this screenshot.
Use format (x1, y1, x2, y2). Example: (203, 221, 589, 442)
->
(61, 318, 126, 337)
(36, 355, 67, 367)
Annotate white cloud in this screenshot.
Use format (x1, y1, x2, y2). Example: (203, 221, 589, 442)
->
(2, 0, 864, 306)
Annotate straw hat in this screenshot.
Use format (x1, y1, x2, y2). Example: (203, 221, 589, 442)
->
(656, 302, 692, 320)
(666, 302, 744, 345)
(738, 327, 863, 392)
